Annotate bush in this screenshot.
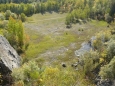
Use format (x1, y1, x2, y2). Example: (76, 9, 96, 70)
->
(83, 51, 100, 77)
(106, 40, 115, 62)
(20, 13, 26, 22)
(0, 13, 5, 20)
(4, 16, 29, 54)
(11, 13, 17, 19)
(0, 21, 4, 28)
(105, 13, 112, 24)
(92, 30, 111, 50)
(12, 61, 41, 86)
(12, 60, 94, 86)
(99, 56, 115, 79)
(13, 80, 24, 86)
(5, 10, 11, 20)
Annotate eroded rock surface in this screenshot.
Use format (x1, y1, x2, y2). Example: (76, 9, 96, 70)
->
(0, 35, 20, 71)
(0, 35, 21, 85)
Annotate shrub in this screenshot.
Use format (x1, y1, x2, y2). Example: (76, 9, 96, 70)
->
(13, 80, 24, 86)
(83, 51, 100, 78)
(5, 10, 11, 20)
(99, 56, 115, 79)
(12, 60, 94, 86)
(105, 13, 112, 24)
(20, 13, 26, 22)
(0, 13, 5, 20)
(0, 21, 4, 28)
(12, 61, 42, 86)
(4, 16, 29, 54)
(106, 40, 115, 62)
(41, 67, 77, 86)
(92, 30, 111, 50)
(11, 13, 17, 19)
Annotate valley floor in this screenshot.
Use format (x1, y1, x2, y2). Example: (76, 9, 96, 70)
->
(24, 12, 108, 67)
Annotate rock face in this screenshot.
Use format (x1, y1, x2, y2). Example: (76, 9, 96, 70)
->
(96, 79, 113, 86)
(75, 36, 96, 57)
(0, 35, 20, 71)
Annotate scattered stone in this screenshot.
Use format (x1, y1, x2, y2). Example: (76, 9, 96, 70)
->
(62, 63, 66, 67)
(96, 77, 113, 86)
(71, 62, 78, 68)
(107, 25, 109, 28)
(66, 25, 71, 28)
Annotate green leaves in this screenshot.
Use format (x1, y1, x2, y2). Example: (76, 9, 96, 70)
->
(4, 16, 29, 54)
(99, 56, 115, 79)
(5, 10, 11, 20)
(12, 61, 41, 85)
(65, 8, 90, 25)
(20, 13, 26, 22)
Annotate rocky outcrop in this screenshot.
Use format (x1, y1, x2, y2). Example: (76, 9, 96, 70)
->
(0, 35, 20, 71)
(0, 35, 20, 85)
(96, 79, 113, 86)
(75, 36, 96, 57)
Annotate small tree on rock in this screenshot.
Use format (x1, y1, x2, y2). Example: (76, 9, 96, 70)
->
(4, 16, 29, 54)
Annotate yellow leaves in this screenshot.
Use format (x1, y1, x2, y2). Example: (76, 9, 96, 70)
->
(5, 16, 29, 54)
(100, 58, 104, 63)
(13, 80, 24, 86)
(43, 67, 59, 76)
(96, 30, 111, 42)
(0, 29, 4, 35)
(0, 73, 2, 84)
(39, 79, 43, 82)
(100, 49, 107, 58)
(92, 39, 97, 46)
(93, 30, 111, 50)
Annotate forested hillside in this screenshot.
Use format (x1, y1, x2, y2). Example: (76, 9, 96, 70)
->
(0, 0, 115, 86)
(0, 0, 114, 17)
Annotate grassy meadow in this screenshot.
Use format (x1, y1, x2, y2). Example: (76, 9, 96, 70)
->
(23, 12, 108, 66)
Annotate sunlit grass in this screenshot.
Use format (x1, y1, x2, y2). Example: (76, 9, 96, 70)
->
(91, 20, 107, 27)
(0, 29, 4, 35)
(24, 13, 109, 64)
(27, 12, 66, 25)
(25, 31, 77, 59)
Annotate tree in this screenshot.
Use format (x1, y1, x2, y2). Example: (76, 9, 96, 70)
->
(4, 16, 29, 54)
(5, 10, 11, 20)
(40, 3, 46, 13)
(11, 13, 17, 19)
(65, 13, 71, 25)
(105, 13, 112, 24)
(109, 1, 115, 17)
(20, 13, 26, 22)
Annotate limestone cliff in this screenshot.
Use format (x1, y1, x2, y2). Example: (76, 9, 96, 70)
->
(0, 35, 20, 71)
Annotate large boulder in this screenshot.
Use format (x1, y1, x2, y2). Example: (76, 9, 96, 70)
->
(0, 35, 20, 72)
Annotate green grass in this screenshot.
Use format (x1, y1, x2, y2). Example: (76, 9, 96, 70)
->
(24, 12, 108, 64)
(90, 20, 107, 27)
(27, 12, 66, 25)
(0, 29, 4, 35)
(25, 31, 77, 59)
(20, 13, 110, 86)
